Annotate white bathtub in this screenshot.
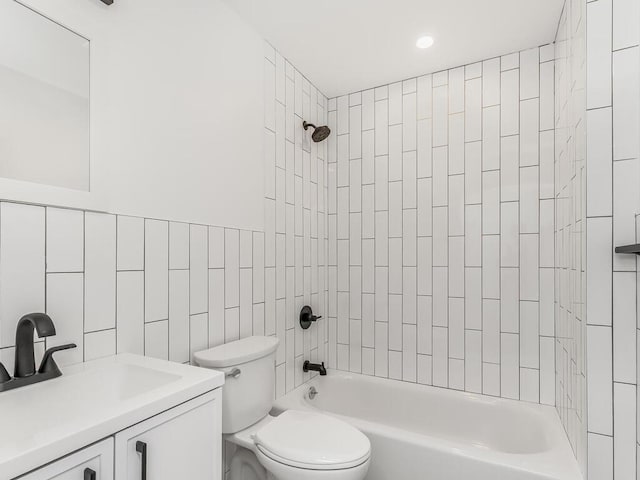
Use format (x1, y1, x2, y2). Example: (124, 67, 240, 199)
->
(272, 371, 582, 480)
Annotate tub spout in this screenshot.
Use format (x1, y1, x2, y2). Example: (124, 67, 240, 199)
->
(303, 360, 326, 376)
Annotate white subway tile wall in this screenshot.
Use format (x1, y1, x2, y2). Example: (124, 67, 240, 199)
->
(580, 0, 640, 477)
(263, 42, 329, 395)
(0, 204, 269, 368)
(555, 0, 587, 474)
(326, 45, 556, 404)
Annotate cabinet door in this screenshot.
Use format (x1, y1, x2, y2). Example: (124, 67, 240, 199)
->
(18, 438, 113, 480)
(115, 390, 221, 480)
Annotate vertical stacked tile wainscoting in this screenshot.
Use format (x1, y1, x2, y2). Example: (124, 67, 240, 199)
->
(581, 0, 640, 478)
(554, 0, 587, 474)
(326, 46, 556, 402)
(0, 202, 265, 371)
(263, 42, 330, 397)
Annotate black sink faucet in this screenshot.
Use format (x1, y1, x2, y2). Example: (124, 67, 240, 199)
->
(0, 313, 76, 393)
(14, 313, 57, 378)
(0, 363, 10, 383)
(303, 360, 327, 376)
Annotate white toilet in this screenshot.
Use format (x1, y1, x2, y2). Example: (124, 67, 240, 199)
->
(194, 336, 371, 480)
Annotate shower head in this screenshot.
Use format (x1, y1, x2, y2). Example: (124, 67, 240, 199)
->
(303, 121, 331, 143)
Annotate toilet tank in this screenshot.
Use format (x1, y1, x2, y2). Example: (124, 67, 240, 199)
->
(194, 336, 279, 434)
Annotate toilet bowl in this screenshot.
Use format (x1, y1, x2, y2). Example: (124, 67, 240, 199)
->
(194, 337, 371, 480)
(231, 410, 370, 480)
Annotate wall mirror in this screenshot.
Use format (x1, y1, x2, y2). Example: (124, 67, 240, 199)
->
(0, 0, 90, 192)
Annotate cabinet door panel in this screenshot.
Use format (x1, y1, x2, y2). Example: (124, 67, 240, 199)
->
(115, 391, 221, 480)
(18, 438, 113, 480)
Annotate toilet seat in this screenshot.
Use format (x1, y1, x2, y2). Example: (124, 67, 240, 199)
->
(252, 410, 371, 471)
(255, 445, 370, 471)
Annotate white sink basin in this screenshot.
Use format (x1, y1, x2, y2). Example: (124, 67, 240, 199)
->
(0, 354, 224, 479)
(77, 362, 181, 401)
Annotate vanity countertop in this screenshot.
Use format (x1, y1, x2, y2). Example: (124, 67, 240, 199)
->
(0, 353, 224, 479)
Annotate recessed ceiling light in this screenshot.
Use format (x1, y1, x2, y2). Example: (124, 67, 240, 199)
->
(416, 36, 434, 49)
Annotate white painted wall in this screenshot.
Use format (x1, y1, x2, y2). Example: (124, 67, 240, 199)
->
(2, 0, 265, 231)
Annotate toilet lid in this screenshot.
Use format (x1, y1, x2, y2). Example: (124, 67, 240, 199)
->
(193, 336, 279, 368)
(254, 410, 370, 470)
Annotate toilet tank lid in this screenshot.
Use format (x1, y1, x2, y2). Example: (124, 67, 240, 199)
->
(194, 336, 279, 368)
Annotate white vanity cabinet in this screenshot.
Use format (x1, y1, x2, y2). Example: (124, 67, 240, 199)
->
(18, 439, 114, 480)
(2, 355, 224, 480)
(115, 391, 221, 480)
(17, 391, 221, 480)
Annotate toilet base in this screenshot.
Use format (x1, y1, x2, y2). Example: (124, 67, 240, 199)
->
(230, 446, 268, 480)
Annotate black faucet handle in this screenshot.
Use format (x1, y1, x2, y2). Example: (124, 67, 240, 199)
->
(300, 306, 322, 329)
(0, 362, 10, 383)
(38, 343, 77, 376)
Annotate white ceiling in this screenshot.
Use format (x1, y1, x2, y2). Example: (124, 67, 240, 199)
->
(223, 0, 564, 98)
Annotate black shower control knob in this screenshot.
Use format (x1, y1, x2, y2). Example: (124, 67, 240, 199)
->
(299, 305, 321, 329)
